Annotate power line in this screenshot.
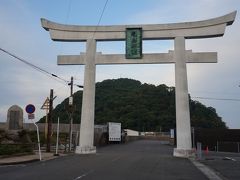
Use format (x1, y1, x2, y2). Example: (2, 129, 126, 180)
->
(96, 0, 109, 27)
(89, 0, 109, 41)
(97, 86, 240, 102)
(192, 96, 240, 102)
(73, 0, 110, 81)
(90, 0, 110, 40)
(65, 0, 73, 24)
(0, 47, 69, 85)
(88, 0, 109, 43)
(190, 90, 240, 95)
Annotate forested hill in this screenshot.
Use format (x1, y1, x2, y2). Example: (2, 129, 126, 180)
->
(39, 78, 227, 131)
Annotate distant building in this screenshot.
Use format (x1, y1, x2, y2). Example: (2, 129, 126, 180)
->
(124, 129, 139, 136)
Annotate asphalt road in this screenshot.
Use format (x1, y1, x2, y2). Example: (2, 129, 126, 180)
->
(0, 140, 208, 180)
(200, 151, 240, 180)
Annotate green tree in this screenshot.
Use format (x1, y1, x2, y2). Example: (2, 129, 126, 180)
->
(39, 78, 227, 131)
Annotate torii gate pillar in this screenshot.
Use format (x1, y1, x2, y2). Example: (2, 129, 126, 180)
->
(75, 39, 97, 154)
(174, 37, 192, 156)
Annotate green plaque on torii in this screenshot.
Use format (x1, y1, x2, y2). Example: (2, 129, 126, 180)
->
(126, 28, 142, 59)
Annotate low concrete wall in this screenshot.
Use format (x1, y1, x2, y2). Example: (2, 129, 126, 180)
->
(124, 135, 173, 144)
(0, 122, 108, 147)
(23, 123, 80, 133)
(1, 122, 174, 146)
(0, 122, 107, 133)
(141, 135, 172, 141)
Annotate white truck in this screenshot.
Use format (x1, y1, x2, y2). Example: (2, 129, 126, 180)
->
(108, 122, 121, 142)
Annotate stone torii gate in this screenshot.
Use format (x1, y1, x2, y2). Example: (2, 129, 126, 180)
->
(41, 11, 236, 157)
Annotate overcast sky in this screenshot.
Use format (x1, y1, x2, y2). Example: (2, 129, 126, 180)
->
(0, 0, 239, 129)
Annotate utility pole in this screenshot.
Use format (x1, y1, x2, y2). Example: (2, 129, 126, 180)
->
(41, 97, 50, 141)
(46, 89, 53, 152)
(68, 77, 73, 152)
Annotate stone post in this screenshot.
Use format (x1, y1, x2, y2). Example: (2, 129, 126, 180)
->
(75, 39, 96, 154)
(173, 37, 193, 157)
(7, 105, 23, 131)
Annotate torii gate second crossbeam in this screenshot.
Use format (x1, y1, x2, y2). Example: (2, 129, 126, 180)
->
(41, 11, 236, 157)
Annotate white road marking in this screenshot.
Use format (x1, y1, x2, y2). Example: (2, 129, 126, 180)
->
(190, 159, 223, 180)
(73, 170, 94, 180)
(224, 157, 237, 161)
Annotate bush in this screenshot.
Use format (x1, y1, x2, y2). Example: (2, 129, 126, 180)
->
(0, 144, 33, 156)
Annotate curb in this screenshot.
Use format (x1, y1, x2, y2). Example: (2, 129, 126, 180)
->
(0, 153, 68, 166)
(0, 158, 40, 166)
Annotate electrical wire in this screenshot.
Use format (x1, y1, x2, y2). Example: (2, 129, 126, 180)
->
(0, 47, 69, 85)
(96, 85, 240, 102)
(89, 0, 109, 44)
(88, 0, 110, 41)
(72, 0, 110, 83)
(65, 0, 73, 24)
(96, 0, 109, 28)
(192, 96, 240, 102)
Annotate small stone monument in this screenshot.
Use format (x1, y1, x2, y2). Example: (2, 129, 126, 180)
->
(6, 105, 23, 131)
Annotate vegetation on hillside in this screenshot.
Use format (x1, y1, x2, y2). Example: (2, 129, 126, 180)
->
(39, 78, 227, 131)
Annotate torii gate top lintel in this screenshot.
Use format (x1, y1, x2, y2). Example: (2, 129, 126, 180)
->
(41, 11, 236, 41)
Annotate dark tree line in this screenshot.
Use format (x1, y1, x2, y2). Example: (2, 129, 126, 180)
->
(39, 78, 227, 131)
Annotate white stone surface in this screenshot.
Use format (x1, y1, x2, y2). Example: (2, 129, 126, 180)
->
(174, 37, 192, 157)
(124, 129, 139, 136)
(58, 51, 217, 65)
(75, 146, 96, 154)
(6, 105, 23, 131)
(41, 11, 236, 41)
(75, 39, 96, 154)
(173, 148, 195, 158)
